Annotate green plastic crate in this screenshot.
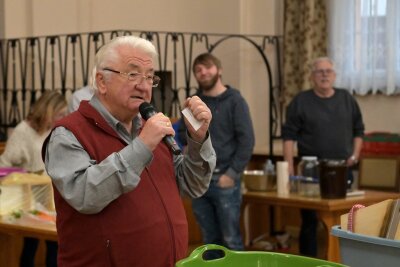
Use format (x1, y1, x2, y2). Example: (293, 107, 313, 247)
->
(176, 244, 348, 267)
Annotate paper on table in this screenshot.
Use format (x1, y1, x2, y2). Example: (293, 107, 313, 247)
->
(346, 190, 365, 197)
(181, 107, 203, 131)
(277, 161, 290, 196)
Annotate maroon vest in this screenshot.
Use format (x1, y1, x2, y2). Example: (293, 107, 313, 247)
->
(44, 101, 188, 267)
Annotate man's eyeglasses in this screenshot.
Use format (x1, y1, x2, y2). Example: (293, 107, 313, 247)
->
(103, 68, 161, 87)
(313, 69, 335, 76)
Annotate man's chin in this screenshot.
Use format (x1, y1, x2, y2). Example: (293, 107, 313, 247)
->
(199, 81, 217, 92)
(129, 97, 147, 104)
(318, 82, 333, 89)
(198, 74, 219, 91)
(127, 98, 145, 111)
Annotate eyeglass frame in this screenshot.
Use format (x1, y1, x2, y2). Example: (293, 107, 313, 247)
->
(312, 68, 335, 76)
(102, 68, 161, 87)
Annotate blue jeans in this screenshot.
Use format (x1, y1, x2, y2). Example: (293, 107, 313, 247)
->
(192, 176, 244, 251)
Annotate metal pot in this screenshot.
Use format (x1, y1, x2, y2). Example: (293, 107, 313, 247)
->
(242, 170, 276, 191)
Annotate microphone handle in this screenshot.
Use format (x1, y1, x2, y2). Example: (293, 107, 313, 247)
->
(163, 135, 182, 155)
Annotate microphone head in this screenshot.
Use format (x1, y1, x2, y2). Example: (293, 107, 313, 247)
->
(139, 102, 156, 120)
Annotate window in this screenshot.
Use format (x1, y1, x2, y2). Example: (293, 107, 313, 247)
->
(328, 0, 400, 95)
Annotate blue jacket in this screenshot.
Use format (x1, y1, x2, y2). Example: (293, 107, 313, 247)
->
(178, 86, 255, 180)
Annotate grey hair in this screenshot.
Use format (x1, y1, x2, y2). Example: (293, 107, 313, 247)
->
(310, 57, 335, 71)
(91, 35, 158, 90)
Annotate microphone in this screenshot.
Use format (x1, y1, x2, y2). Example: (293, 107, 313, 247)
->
(139, 102, 182, 155)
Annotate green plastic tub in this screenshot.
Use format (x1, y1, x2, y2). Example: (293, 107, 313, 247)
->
(176, 244, 348, 267)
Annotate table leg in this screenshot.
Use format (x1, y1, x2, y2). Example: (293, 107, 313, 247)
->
(273, 206, 284, 233)
(242, 201, 251, 246)
(318, 211, 341, 263)
(241, 202, 273, 247)
(0, 232, 20, 267)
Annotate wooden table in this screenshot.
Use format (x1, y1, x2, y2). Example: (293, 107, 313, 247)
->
(0, 217, 57, 267)
(242, 190, 400, 262)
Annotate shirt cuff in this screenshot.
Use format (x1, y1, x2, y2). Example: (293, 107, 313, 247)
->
(186, 131, 213, 161)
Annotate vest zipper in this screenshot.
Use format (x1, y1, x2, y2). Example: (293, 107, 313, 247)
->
(105, 239, 114, 267)
(145, 167, 177, 264)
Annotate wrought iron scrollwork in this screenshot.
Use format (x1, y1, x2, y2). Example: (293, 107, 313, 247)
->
(0, 30, 283, 156)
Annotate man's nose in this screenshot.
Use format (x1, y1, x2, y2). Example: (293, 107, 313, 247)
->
(135, 78, 150, 91)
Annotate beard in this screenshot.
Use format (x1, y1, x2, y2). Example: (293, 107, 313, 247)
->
(198, 73, 219, 92)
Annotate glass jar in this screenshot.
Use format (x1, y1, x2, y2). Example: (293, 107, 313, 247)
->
(296, 156, 320, 197)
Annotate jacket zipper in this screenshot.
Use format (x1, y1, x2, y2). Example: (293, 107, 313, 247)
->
(105, 239, 115, 267)
(145, 167, 177, 264)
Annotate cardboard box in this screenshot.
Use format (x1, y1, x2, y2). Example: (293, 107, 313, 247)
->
(340, 199, 400, 239)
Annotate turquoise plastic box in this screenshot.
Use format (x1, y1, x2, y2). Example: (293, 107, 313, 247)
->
(331, 225, 400, 267)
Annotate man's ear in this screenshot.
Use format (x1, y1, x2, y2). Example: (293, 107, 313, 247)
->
(218, 68, 223, 77)
(96, 72, 107, 94)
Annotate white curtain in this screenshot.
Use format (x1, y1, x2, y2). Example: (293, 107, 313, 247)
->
(327, 0, 400, 95)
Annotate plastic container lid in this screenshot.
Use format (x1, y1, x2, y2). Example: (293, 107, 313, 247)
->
(264, 159, 275, 175)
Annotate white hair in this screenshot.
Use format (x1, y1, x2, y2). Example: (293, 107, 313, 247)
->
(310, 57, 335, 71)
(91, 35, 158, 90)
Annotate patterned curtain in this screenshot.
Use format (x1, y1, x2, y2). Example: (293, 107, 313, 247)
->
(283, 0, 328, 104)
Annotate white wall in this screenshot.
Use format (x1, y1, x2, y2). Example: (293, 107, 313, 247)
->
(4, 0, 265, 38)
(356, 95, 400, 133)
(0, 0, 4, 37)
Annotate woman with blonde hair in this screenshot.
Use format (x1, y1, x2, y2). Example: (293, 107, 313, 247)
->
(0, 90, 67, 172)
(0, 90, 67, 267)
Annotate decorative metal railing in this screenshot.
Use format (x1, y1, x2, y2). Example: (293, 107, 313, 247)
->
(0, 30, 283, 156)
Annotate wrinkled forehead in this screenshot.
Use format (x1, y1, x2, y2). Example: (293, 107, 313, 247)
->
(117, 47, 155, 69)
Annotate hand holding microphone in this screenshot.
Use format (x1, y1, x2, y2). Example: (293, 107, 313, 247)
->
(139, 102, 181, 155)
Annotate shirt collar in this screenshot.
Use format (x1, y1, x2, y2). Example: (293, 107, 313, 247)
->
(89, 94, 142, 141)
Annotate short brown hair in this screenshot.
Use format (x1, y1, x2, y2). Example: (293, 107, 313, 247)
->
(27, 91, 67, 134)
(192, 53, 222, 73)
